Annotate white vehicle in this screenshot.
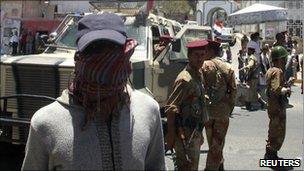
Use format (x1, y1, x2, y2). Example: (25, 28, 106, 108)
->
(172, 25, 213, 60)
(185, 20, 198, 26)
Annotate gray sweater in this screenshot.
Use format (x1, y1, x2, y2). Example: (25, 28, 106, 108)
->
(22, 88, 166, 170)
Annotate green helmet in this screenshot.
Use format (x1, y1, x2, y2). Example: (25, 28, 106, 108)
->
(271, 46, 288, 60)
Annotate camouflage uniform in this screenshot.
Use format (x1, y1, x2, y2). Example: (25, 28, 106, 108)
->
(265, 67, 286, 152)
(244, 54, 259, 103)
(202, 58, 237, 170)
(166, 65, 208, 170)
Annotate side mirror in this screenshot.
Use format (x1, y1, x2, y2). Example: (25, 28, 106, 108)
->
(172, 38, 181, 52)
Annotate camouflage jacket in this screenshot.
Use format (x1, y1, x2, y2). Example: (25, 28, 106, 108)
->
(245, 54, 259, 80)
(266, 67, 286, 109)
(202, 58, 237, 118)
(166, 65, 209, 128)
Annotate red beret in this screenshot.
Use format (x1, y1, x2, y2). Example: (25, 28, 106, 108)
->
(186, 39, 209, 49)
(159, 35, 173, 42)
(207, 40, 221, 48)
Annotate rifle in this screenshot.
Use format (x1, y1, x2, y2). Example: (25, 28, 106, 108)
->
(279, 77, 295, 106)
(187, 122, 204, 147)
(284, 77, 295, 97)
(175, 114, 192, 163)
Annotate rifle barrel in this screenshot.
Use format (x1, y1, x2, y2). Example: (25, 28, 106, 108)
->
(176, 114, 192, 163)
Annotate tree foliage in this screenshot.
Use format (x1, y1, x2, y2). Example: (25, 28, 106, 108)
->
(157, 0, 191, 16)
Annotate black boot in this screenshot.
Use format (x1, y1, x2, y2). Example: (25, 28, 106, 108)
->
(258, 98, 267, 109)
(264, 147, 278, 159)
(264, 148, 293, 171)
(245, 102, 252, 111)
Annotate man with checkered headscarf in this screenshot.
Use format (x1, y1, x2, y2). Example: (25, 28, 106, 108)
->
(22, 12, 165, 170)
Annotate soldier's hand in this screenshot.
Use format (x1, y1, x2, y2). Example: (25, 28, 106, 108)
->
(281, 87, 291, 96)
(288, 77, 296, 84)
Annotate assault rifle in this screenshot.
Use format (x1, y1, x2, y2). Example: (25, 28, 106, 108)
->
(187, 122, 204, 148)
(284, 77, 295, 97)
(279, 77, 295, 106)
(175, 114, 192, 163)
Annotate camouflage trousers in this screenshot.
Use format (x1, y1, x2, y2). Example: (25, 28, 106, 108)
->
(205, 117, 229, 171)
(245, 79, 259, 102)
(266, 106, 286, 151)
(174, 127, 204, 171)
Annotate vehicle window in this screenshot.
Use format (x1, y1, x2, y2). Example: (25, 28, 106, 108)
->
(173, 26, 181, 35)
(55, 16, 147, 58)
(57, 24, 77, 48)
(151, 25, 160, 37)
(152, 25, 160, 44)
(173, 29, 211, 60)
(126, 25, 147, 51)
(55, 16, 81, 48)
(161, 27, 170, 35)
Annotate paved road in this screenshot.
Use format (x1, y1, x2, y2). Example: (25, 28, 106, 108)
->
(165, 35, 304, 170)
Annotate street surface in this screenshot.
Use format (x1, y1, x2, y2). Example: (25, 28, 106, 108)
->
(165, 34, 304, 170)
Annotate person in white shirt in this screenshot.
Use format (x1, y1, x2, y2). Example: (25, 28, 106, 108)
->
(9, 31, 19, 55)
(22, 13, 166, 170)
(248, 32, 268, 107)
(259, 45, 271, 96)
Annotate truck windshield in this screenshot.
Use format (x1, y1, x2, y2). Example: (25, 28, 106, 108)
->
(178, 29, 211, 60)
(125, 25, 147, 51)
(55, 16, 147, 59)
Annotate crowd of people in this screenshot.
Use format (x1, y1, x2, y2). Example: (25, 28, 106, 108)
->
(238, 31, 302, 111)
(20, 12, 299, 171)
(9, 30, 42, 56)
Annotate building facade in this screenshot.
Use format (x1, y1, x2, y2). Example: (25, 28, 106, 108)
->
(285, 0, 303, 39)
(0, 0, 94, 55)
(196, 0, 239, 26)
(1, 1, 22, 54)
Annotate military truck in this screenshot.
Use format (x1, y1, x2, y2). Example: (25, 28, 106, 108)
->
(0, 12, 212, 144)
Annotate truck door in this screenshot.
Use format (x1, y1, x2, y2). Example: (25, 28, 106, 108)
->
(150, 25, 187, 107)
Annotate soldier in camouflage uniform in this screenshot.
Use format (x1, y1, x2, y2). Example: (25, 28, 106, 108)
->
(242, 42, 267, 110)
(264, 46, 293, 168)
(166, 39, 209, 170)
(238, 35, 249, 83)
(202, 40, 237, 171)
